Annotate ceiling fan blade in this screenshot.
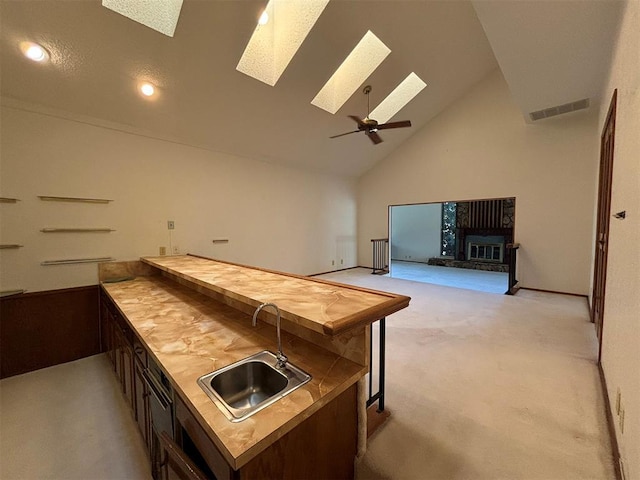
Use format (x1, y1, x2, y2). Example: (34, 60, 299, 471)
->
(366, 131, 383, 144)
(376, 120, 412, 130)
(330, 130, 360, 139)
(348, 115, 367, 128)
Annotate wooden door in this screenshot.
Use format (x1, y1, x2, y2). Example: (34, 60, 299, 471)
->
(592, 90, 617, 362)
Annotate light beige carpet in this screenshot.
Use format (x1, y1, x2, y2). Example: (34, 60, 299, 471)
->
(0, 354, 151, 480)
(319, 268, 615, 480)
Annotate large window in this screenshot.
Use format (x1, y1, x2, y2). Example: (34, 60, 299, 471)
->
(441, 202, 457, 257)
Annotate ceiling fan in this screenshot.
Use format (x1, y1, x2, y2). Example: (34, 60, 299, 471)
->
(330, 85, 412, 145)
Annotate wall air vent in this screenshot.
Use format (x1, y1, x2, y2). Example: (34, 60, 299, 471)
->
(529, 98, 590, 121)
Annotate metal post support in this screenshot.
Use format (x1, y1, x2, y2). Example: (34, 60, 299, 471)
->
(366, 317, 386, 412)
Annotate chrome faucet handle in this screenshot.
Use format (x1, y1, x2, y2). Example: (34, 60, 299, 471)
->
(275, 352, 288, 369)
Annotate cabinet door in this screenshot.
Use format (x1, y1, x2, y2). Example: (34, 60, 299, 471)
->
(99, 293, 110, 354)
(104, 305, 117, 371)
(113, 323, 124, 383)
(111, 310, 134, 410)
(122, 340, 134, 410)
(134, 358, 151, 454)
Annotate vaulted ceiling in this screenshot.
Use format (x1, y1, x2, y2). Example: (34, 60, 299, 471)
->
(0, 1, 623, 177)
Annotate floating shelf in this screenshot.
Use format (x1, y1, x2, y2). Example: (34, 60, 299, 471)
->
(0, 289, 26, 297)
(41, 257, 114, 266)
(38, 196, 113, 204)
(0, 244, 24, 249)
(212, 239, 229, 244)
(0, 197, 20, 203)
(41, 228, 115, 233)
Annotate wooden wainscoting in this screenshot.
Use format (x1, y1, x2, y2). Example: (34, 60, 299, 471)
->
(0, 285, 100, 379)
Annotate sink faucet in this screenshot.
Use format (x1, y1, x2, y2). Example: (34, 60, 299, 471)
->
(252, 303, 288, 369)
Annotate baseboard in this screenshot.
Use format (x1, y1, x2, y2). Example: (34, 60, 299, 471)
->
(518, 287, 588, 299)
(390, 259, 429, 264)
(598, 362, 622, 480)
(307, 266, 361, 277)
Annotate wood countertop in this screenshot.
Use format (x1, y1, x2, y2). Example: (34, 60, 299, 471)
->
(141, 254, 410, 336)
(102, 275, 368, 470)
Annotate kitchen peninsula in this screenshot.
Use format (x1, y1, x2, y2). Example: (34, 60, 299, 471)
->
(99, 255, 410, 479)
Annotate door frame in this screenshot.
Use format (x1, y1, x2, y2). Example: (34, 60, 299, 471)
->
(591, 89, 617, 363)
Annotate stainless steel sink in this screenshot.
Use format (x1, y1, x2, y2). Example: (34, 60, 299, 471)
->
(197, 350, 311, 422)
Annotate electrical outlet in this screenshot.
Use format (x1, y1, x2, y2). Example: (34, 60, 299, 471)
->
(341, 259, 344, 265)
(616, 388, 621, 415)
(331, 260, 335, 266)
(172, 246, 179, 254)
(167, 220, 175, 230)
(159, 246, 166, 255)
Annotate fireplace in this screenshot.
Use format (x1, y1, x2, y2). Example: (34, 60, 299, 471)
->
(428, 198, 515, 273)
(466, 235, 505, 263)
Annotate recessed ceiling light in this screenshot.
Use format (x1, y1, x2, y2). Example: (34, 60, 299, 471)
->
(20, 42, 49, 62)
(369, 73, 427, 123)
(236, 0, 330, 86)
(139, 82, 155, 97)
(258, 10, 269, 26)
(311, 31, 391, 114)
(102, 0, 184, 37)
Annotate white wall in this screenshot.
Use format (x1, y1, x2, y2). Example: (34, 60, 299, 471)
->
(0, 104, 358, 293)
(390, 203, 442, 262)
(597, 2, 640, 479)
(357, 69, 599, 295)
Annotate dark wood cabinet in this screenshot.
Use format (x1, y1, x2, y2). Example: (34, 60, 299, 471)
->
(100, 292, 153, 464)
(100, 293, 137, 416)
(175, 385, 357, 480)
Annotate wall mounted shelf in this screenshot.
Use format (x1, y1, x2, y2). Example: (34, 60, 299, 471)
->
(40, 228, 115, 233)
(41, 257, 114, 266)
(0, 244, 24, 249)
(0, 289, 26, 297)
(38, 196, 113, 204)
(212, 239, 230, 244)
(0, 197, 20, 203)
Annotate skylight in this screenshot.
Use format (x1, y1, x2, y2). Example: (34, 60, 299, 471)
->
(369, 73, 427, 123)
(311, 31, 390, 115)
(236, 0, 330, 86)
(102, 0, 184, 37)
